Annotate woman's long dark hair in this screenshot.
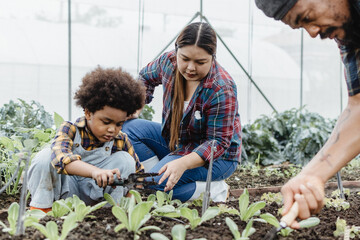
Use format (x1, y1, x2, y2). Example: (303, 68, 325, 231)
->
(169, 22, 217, 151)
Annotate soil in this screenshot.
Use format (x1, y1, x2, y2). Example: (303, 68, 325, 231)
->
(1, 164, 360, 240)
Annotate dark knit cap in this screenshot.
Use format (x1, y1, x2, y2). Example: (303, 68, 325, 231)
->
(255, 0, 298, 20)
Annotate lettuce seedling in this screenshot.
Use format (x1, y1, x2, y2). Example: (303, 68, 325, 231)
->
(47, 199, 72, 218)
(180, 206, 220, 230)
(72, 200, 107, 222)
(239, 189, 266, 222)
(112, 195, 160, 240)
(334, 217, 347, 237)
(0, 202, 46, 235)
(30, 212, 78, 240)
(225, 217, 255, 240)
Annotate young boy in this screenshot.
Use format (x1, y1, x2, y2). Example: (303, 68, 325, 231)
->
(27, 66, 145, 212)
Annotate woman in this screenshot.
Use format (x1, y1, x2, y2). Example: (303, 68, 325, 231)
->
(123, 22, 241, 202)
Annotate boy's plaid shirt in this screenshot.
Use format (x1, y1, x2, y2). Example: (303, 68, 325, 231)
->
(51, 117, 143, 174)
(139, 50, 242, 163)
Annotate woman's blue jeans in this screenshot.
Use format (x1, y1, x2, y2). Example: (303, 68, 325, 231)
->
(122, 119, 237, 202)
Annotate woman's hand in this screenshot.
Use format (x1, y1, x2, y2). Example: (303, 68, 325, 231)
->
(158, 159, 187, 192)
(91, 168, 121, 188)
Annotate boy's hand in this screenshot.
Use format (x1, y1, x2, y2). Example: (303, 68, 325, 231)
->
(92, 168, 121, 188)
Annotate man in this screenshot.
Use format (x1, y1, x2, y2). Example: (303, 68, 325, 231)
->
(255, 0, 360, 229)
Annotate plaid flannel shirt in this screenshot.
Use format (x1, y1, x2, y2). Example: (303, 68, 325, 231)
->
(51, 116, 143, 174)
(138, 50, 242, 163)
(339, 0, 360, 96)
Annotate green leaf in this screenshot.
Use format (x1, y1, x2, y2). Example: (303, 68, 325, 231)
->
(7, 202, 19, 234)
(114, 223, 126, 232)
(239, 189, 249, 219)
(0, 136, 14, 151)
(153, 205, 176, 213)
(241, 219, 255, 238)
(104, 193, 117, 206)
(54, 112, 64, 129)
(225, 217, 241, 240)
(150, 232, 169, 240)
(60, 213, 78, 240)
(46, 221, 60, 240)
(112, 206, 130, 230)
(299, 217, 320, 228)
(200, 207, 220, 224)
(129, 202, 153, 232)
(243, 201, 266, 222)
(172, 224, 186, 240)
(156, 191, 166, 207)
(260, 213, 280, 228)
(129, 190, 143, 203)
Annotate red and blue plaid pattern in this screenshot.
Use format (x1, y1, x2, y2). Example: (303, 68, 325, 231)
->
(139, 50, 242, 163)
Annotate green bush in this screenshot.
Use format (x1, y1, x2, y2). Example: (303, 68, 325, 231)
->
(0, 99, 53, 138)
(241, 108, 336, 166)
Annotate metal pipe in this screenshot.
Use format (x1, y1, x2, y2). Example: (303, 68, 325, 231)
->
(68, 0, 72, 120)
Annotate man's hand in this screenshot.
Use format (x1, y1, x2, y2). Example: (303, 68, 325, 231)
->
(281, 173, 325, 229)
(92, 168, 121, 188)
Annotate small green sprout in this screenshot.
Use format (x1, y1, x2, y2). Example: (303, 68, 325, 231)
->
(0, 202, 46, 235)
(30, 212, 78, 240)
(180, 206, 220, 230)
(112, 195, 160, 240)
(225, 217, 255, 240)
(260, 192, 283, 205)
(239, 189, 266, 222)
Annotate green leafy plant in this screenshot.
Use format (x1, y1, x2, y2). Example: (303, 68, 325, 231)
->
(324, 197, 350, 211)
(139, 105, 155, 121)
(241, 108, 336, 166)
(334, 217, 347, 237)
(30, 212, 78, 240)
(180, 206, 220, 230)
(260, 192, 283, 205)
(47, 198, 73, 218)
(331, 188, 350, 198)
(0, 99, 53, 138)
(112, 195, 160, 240)
(225, 217, 255, 240)
(238, 189, 266, 222)
(0, 202, 46, 235)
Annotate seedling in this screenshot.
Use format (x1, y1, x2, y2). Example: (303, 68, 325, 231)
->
(239, 189, 266, 222)
(0, 202, 46, 235)
(324, 197, 350, 211)
(334, 217, 347, 237)
(225, 217, 255, 240)
(30, 212, 78, 240)
(180, 206, 220, 230)
(260, 192, 282, 205)
(112, 195, 160, 240)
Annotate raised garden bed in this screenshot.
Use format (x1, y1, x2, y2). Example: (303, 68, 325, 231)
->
(1, 163, 360, 239)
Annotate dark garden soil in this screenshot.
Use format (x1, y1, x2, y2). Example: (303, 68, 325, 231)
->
(1, 164, 360, 239)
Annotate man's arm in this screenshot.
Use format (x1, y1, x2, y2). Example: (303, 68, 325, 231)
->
(281, 93, 360, 228)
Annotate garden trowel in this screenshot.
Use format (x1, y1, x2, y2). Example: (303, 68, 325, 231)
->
(262, 201, 299, 240)
(202, 140, 216, 215)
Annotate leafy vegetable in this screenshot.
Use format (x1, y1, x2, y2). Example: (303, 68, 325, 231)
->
(180, 207, 220, 230)
(225, 217, 255, 240)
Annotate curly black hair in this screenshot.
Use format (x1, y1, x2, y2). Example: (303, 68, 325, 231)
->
(74, 66, 145, 116)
